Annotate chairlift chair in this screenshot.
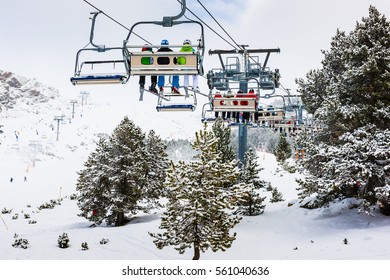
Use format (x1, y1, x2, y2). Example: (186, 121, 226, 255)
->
(70, 12, 128, 85)
(122, 0, 205, 78)
(201, 103, 217, 122)
(122, 0, 204, 112)
(156, 87, 198, 112)
(70, 55, 128, 85)
(257, 106, 285, 121)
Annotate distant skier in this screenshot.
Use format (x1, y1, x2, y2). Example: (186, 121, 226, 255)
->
(10, 177, 13, 183)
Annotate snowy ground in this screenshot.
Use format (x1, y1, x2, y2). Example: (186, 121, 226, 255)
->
(1, 89, 389, 278)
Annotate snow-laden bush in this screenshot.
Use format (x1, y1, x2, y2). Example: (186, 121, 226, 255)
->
(58, 233, 70, 249)
(12, 238, 29, 249)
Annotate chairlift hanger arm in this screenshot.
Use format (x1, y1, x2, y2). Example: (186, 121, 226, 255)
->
(124, 20, 204, 48)
(89, 11, 105, 50)
(217, 54, 225, 71)
(165, 0, 186, 23)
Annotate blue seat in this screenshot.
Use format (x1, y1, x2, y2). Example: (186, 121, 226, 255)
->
(70, 74, 127, 85)
(156, 104, 195, 112)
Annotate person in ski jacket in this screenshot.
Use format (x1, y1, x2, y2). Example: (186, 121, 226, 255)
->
(157, 39, 180, 93)
(139, 45, 157, 96)
(178, 39, 199, 91)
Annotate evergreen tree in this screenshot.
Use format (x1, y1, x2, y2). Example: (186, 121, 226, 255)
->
(106, 117, 147, 226)
(295, 6, 390, 213)
(143, 130, 169, 207)
(274, 134, 292, 163)
(270, 187, 285, 203)
(212, 119, 236, 163)
(76, 138, 112, 225)
(150, 124, 242, 260)
(236, 148, 266, 216)
(77, 117, 168, 226)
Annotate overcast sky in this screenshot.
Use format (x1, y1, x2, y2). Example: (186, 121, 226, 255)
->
(1, 0, 389, 98)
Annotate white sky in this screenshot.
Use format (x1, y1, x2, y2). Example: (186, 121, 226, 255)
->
(1, 0, 389, 99)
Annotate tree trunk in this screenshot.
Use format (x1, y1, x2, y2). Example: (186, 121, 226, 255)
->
(115, 212, 125, 227)
(379, 201, 390, 216)
(192, 243, 200, 260)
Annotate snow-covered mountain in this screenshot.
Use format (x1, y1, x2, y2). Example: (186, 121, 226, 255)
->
(0, 70, 66, 117)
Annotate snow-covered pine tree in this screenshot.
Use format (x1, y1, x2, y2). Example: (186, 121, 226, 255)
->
(236, 148, 266, 216)
(102, 117, 147, 226)
(274, 134, 292, 163)
(295, 6, 390, 213)
(76, 138, 112, 225)
(212, 119, 236, 163)
(143, 130, 169, 207)
(212, 119, 237, 189)
(150, 124, 242, 260)
(77, 117, 168, 226)
(270, 187, 285, 203)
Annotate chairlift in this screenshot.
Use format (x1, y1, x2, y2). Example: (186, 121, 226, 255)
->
(70, 12, 128, 85)
(257, 106, 285, 121)
(156, 86, 197, 112)
(204, 47, 280, 121)
(123, 0, 205, 78)
(259, 68, 276, 91)
(122, 0, 204, 112)
(212, 91, 258, 113)
(207, 69, 229, 91)
(201, 103, 217, 122)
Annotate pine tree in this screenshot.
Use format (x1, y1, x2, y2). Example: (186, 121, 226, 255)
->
(274, 134, 292, 163)
(143, 130, 169, 208)
(236, 148, 266, 216)
(212, 119, 236, 163)
(150, 124, 242, 260)
(295, 6, 390, 213)
(270, 187, 284, 203)
(104, 117, 147, 226)
(76, 138, 112, 225)
(76, 117, 168, 226)
(212, 119, 237, 189)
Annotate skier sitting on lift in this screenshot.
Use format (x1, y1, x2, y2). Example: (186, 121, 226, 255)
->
(139, 45, 158, 97)
(157, 39, 180, 94)
(178, 39, 199, 92)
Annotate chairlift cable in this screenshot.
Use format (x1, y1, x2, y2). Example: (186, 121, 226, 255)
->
(195, 0, 265, 70)
(196, 0, 242, 51)
(82, 42, 91, 49)
(82, 0, 152, 45)
(176, 0, 237, 49)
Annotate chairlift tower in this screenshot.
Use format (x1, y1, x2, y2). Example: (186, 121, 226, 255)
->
(70, 100, 78, 118)
(80, 91, 89, 106)
(53, 115, 65, 141)
(28, 140, 42, 167)
(206, 46, 280, 164)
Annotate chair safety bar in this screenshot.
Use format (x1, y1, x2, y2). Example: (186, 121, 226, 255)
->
(257, 110, 284, 121)
(212, 97, 257, 112)
(129, 52, 199, 75)
(274, 120, 295, 128)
